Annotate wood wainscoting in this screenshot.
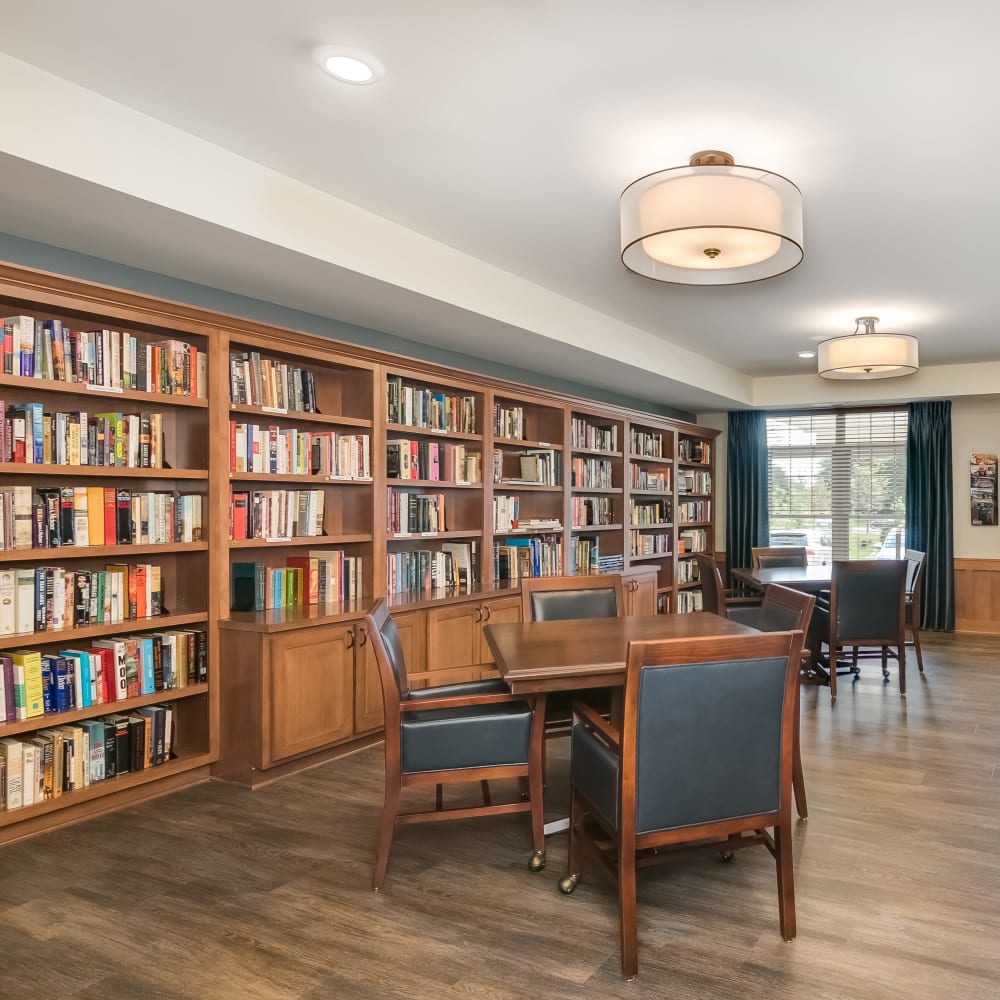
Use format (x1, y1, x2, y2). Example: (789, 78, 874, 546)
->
(954, 557, 1000, 634)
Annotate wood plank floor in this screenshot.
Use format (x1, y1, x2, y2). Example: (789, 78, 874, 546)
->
(1, 632, 998, 998)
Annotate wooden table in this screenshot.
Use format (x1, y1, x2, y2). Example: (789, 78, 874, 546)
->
(732, 565, 832, 594)
(483, 612, 808, 823)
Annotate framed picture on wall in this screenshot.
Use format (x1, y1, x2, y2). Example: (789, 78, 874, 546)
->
(970, 453, 998, 525)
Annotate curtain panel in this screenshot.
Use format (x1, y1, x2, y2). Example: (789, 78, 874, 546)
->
(726, 410, 769, 571)
(906, 400, 954, 631)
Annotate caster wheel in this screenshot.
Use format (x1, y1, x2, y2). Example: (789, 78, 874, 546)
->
(720, 850, 735, 862)
(529, 851, 546, 873)
(559, 874, 581, 894)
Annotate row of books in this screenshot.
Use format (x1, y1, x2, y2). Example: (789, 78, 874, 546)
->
(387, 490, 446, 534)
(494, 537, 563, 581)
(676, 558, 702, 584)
(229, 490, 325, 541)
(1, 403, 168, 468)
(494, 403, 525, 440)
(0, 706, 177, 811)
(493, 494, 521, 532)
(678, 439, 711, 464)
(0, 563, 164, 635)
(631, 429, 664, 458)
(630, 499, 672, 525)
(570, 457, 613, 489)
(497, 448, 560, 486)
(386, 376, 477, 434)
(570, 535, 600, 575)
(676, 590, 704, 614)
(596, 554, 625, 573)
(229, 351, 318, 412)
(679, 528, 709, 553)
(3, 316, 206, 398)
(630, 531, 671, 556)
(679, 469, 712, 493)
(1, 487, 204, 550)
(630, 465, 671, 492)
(229, 422, 371, 478)
(571, 418, 619, 453)
(572, 496, 615, 528)
(0, 628, 206, 722)
(677, 500, 711, 523)
(386, 438, 481, 483)
(386, 542, 479, 595)
(231, 550, 363, 611)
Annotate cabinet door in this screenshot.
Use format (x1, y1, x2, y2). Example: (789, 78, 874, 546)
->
(266, 624, 355, 765)
(478, 596, 522, 666)
(354, 630, 384, 736)
(621, 568, 657, 616)
(424, 602, 483, 686)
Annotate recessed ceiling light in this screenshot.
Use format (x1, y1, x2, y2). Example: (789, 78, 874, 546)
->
(316, 48, 383, 85)
(797, 350, 816, 359)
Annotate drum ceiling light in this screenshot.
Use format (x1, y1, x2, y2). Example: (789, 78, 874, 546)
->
(818, 316, 919, 380)
(620, 150, 803, 285)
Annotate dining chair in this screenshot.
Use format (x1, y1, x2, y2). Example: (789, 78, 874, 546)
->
(693, 552, 761, 617)
(812, 560, 908, 700)
(904, 549, 927, 673)
(558, 630, 803, 980)
(519, 574, 623, 735)
(364, 599, 546, 888)
(751, 546, 809, 570)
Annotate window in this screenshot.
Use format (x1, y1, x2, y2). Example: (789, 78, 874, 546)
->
(766, 410, 907, 564)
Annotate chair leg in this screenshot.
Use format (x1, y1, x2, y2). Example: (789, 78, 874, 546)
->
(898, 642, 906, 696)
(792, 697, 808, 819)
(619, 844, 639, 980)
(560, 790, 584, 894)
(372, 775, 401, 892)
(911, 623, 925, 672)
(829, 644, 838, 701)
(480, 780, 492, 806)
(774, 818, 796, 941)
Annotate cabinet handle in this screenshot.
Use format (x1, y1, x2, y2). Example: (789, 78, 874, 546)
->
(346, 630, 355, 649)
(633, 580, 639, 592)
(484, 605, 492, 621)
(475, 608, 483, 622)
(359, 627, 368, 647)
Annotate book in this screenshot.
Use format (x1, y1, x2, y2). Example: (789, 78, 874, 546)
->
(0, 738, 23, 810)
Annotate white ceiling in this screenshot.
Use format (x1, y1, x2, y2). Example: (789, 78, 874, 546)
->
(0, 1, 998, 411)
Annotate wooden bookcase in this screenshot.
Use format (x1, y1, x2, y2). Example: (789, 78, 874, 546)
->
(675, 429, 716, 613)
(0, 262, 718, 820)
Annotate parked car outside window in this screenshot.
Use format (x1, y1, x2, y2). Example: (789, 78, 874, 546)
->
(876, 526, 906, 559)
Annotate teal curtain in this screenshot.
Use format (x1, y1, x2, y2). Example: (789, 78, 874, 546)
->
(726, 410, 769, 571)
(906, 401, 954, 630)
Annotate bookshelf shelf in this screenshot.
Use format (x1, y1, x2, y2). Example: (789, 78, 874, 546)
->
(0, 372, 208, 408)
(570, 487, 622, 495)
(228, 403, 371, 429)
(386, 478, 482, 489)
(628, 454, 673, 464)
(0, 463, 208, 480)
(570, 447, 622, 459)
(495, 483, 562, 493)
(571, 523, 623, 532)
(678, 491, 711, 499)
(676, 581, 701, 591)
(630, 553, 673, 563)
(228, 471, 373, 485)
(677, 520, 712, 528)
(0, 748, 213, 830)
(629, 490, 672, 498)
(385, 422, 482, 443)
(230, 533, 372, 548)
(0, 683, 210, 740)
(678, 460, 712, 469)
(494, 436, 563, 451)
(630, 523, 674, 530)
(0, 541, 208, 562)
(388, 530, 483, 541)
(0, 611, 210, 653)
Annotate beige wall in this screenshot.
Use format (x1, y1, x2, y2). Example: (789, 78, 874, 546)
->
(951, 396, 1000, 559)
(701, 397, 1000, 560)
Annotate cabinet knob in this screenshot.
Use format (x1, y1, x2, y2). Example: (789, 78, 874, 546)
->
(359, 627, 368, 647)
(483, 605, 492, 621)
(475, 607, 484, 622)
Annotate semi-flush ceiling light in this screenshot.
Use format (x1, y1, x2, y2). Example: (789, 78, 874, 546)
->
(818, 316, 919, 380)
(620, 150, 803, 285)
(316, 48, 383, 85)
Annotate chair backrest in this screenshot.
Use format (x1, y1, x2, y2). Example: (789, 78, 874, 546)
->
(692, 553, 725, 615)
(829, 560, 907, 644)
(364, 599, 409, 712)
(756, 584, 816, 636)
(904, 548, 926, 613)
(752, 546, 809, 570)
(520, 574, 623, 622)
(621, 632, 801, 836)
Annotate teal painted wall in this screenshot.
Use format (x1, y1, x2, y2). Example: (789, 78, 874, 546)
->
(0, 232, 692, 421)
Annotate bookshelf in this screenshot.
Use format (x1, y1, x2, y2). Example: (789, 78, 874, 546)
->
(0, 275, 216, 843)
(0, 261, 719, 824)
(675, 429, 716, 613)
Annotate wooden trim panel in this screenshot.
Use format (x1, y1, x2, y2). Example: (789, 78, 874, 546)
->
(954, 557, 1000, 634)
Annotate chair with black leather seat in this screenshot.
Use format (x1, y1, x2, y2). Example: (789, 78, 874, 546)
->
(811, 560, 908, 700)
(519, 574, 624, 733)
(364, 599, 545, 889)
(693, 552, 761, 617)
(558, 630, 803, 981)
(904, 549, 927, 673)
(751, 546, 809, 570)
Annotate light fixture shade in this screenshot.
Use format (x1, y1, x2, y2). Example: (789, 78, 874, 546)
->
(620, 151, 803, 285)
(818, 317, 919, 379)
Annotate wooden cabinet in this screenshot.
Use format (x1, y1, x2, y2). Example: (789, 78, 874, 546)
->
(355, 609, 424, 727)
(421, 595, 521, 686)
(621, 567, 657, 616)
